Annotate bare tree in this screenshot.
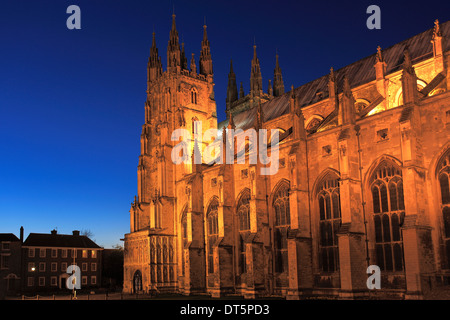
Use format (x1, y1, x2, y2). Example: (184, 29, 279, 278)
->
(80, 229, 94, 239)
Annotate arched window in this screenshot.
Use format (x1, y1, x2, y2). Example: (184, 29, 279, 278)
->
(154, 201, 161, 229)
(437, 150, 450, 268)
(305, 115, 323, 133)
(370, 161, 404, 272)
(207, 198, 219, 274)
(181, 210, 187, 276)
(191, 88, 198, 104)
(273, 183, 290, 274)
(317, 175, 341, 273)
(237, 190, 251, 274)
(133, 270, 142, 293)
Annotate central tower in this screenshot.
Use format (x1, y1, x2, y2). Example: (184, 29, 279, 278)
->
(123, 14, 217, 294)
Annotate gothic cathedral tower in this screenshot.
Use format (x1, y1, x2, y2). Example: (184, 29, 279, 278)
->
(123, 14, 217, 294)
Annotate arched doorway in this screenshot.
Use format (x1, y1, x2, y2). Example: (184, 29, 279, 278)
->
(5, 274, 19, 294)
(133, 270, 142, 293)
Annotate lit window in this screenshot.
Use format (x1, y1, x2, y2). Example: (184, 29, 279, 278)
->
(91, 250, 97, 259)
(371, 161, 404, 272)
(207, 198, 219, 274)
(82, 250, 88, 258)
(318, 175, 341, 273)
(273, 183, 291, 274)
(237, 190, 251, 274)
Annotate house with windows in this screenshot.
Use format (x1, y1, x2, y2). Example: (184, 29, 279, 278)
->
(0, 230, 22, 298)
(22, 229, 103, 292)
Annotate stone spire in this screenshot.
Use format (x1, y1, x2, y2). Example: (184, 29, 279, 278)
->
(227, 110, 235, 129)
(190, 53, 197, 74)
(374, 46, 387, 98)
(148, 31, 162, 82)
(328, 67, 338, 110)
(431, 19, 445, 73)
(401, 49, 418, 105)
(199, 24, 213, 76)
(226, 60, 238, 114)
(268, 79, 273, 98)
(254, 100, 264, 130)
(250, 44, 263, 97)
(338, 77, 356, 125)
(239, 82, 245, 99)
(273, 52, 285, 97)
(167, 14, 181, 72)
(180, 41, 188, 70)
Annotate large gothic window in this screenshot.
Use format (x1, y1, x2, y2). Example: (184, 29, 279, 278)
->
(207, 198, 219, 274)
(317, 175, 341, 273)
(273, 183, 290, 274)
(237, 190, 251, 274)
(370, 161, 404, 272)
(437, 150, 450, 268)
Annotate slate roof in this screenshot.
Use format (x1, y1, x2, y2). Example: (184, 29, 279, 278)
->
(219, 20, 450, 131)
(23, 233, 102, 249)
(0, 233, 20, 242)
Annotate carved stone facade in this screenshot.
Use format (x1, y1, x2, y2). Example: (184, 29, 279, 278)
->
(124, 18, 450, 299)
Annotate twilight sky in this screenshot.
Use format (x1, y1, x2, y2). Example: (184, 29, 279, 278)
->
(1, 0, 449, 248)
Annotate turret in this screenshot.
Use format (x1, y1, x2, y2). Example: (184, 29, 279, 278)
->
(148, 31, 162, 83)
(250, 44, 263, 98)
(199, 24, 213, 76)
(273, 52, 285, 97)
(167, 14, 181, 73)
(226, 60, 238, 115)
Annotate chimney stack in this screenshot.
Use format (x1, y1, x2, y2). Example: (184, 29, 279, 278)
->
(20, 226, 24, 243)
(72, 230, 80, 236)
(51, 229, 57, 235)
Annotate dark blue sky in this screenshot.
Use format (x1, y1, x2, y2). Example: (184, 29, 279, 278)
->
(1, 0, 449, 248)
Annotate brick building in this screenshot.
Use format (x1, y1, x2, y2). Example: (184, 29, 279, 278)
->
(123, 17, 450, 299)
(0, 231, 22, 298)
(22, 230, 103, 292)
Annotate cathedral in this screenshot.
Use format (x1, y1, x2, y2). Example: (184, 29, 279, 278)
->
(123, 16, 450, 299)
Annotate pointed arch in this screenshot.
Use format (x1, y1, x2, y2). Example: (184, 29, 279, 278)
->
(367, 155, 405, 273)
(363, 154, 403, 188)
(180, 203, 188, 276)
(270, 179, 291, 276)
(313, 168, 341, 273)
(312, 168, 340, 199)
(305, 114, 324, 132)
(434, 145, 450, 269)
(236, 188, 251, 231)
(236, 188, 251, 275)
(206, 196, 219, 274)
